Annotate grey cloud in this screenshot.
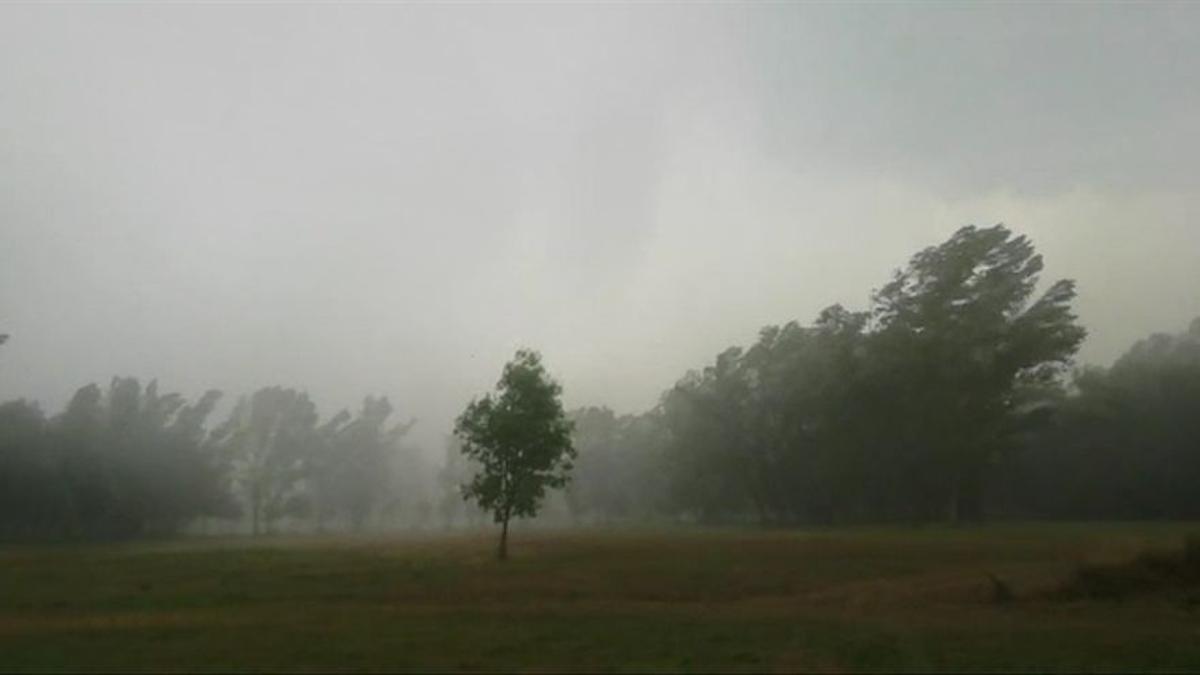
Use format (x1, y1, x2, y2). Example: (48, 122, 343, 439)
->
(1, 3, 1198, 452)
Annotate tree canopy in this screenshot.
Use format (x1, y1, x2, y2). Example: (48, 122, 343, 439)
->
(455, 349, 575, 559)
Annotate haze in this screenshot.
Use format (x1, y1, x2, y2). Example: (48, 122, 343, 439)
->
(3, 3, 1199, 451)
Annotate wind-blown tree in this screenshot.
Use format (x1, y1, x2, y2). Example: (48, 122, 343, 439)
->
(38, 378, 229, 538)
(213, 387, 319, 536)
(381, 425, 433, 530)
(315, 396, 415, 531)
(870, 224, 1086, 522)
(1006, 318, 1200, 519)
(661, 305, 871, 525)
(454, 349, 575, 560)
(0, 399, 62, 539)
(743, 305, 872, 524)
(307, 409, 351, 532)
(652, 225, 1086, 525)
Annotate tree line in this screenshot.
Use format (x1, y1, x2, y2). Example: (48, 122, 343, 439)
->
(2, 224, 1199, 541)
(563, 226, 1200, 526)
(0, 380, 427, 540)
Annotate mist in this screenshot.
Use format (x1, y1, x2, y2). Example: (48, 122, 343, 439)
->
(6, 4, 1200, 671)
(3, 3, 1198, 458)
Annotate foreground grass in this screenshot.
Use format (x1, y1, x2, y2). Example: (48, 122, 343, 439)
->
(2, 523, 1199, 672)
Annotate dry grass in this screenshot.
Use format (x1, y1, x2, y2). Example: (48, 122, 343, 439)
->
(1052, 535, 1200, 602)
(1, 523, 1199, 672)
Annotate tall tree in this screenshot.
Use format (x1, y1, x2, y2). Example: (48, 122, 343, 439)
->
(454, 349, 575, 560)
(214, 387, 318, 536)
(1007, 318, 1200, 519)
(319, 396, 413, 531)
(870, 224, 1086, 522)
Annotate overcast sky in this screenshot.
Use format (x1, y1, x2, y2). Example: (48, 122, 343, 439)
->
(2, 3, 1199, 451)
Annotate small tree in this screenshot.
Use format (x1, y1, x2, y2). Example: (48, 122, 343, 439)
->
(454, 349, 575, 560)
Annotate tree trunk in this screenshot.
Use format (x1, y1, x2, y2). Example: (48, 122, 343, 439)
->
(947, 462, 986, 525)
(251, 501, 261, 537)
(497, 514, 510, 561)
(947, 479, 960, 525)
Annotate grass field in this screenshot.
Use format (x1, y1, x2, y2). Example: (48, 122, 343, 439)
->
(2, 523, 1199, 672)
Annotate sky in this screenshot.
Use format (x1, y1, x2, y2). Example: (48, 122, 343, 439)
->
(2, 3, 1199, 453)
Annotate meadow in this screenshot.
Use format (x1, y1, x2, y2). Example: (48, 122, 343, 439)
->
(2, 523, 1199, 672)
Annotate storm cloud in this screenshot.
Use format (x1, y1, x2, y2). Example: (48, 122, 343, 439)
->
(2, 3, 1198, 451)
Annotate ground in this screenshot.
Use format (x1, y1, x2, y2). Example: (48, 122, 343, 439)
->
(2, 523, 1199, 672)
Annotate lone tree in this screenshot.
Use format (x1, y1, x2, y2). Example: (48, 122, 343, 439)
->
(455, 349, 575, 560)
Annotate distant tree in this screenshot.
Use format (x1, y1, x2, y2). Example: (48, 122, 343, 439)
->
(1006, 318, 1200, 519)
(565, 406, 671, 524)
(661, 351, 760, 524)
(436, 435, 486, 528)
(307, 409, 351, 532)
(564, 407, 619, 522)
(24, 378, 232, 539)
(0, 399, 59, 539)
(319, 396, 413, 531)
(454, 349, 575, 560)
(213, 387, 318, 536)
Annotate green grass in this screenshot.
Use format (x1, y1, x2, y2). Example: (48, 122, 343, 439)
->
(2, 523, 1200, 672)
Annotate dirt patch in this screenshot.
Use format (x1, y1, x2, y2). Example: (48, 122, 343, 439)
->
(1052, 536, 1200, 601)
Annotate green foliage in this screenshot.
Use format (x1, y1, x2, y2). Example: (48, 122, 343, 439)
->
(650, 224, 1086, 525)
(0, 378, 231, 540)
(870, 224, 1086, 521)
(1004, 318, 1200, 519)
(455, 349, 575, 556)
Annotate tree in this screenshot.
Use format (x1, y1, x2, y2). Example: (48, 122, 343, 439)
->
(659, 306, 872, 525)
(0, 399, 59, 539)
(661, 351, 762, 524)
(564, 407, 671, 524)
(870, 224, 1086, 522)
(454, 349, 575, 560)
(1005, 318, 1200, 520)
(564, 407, 619, 523)
(214, 387, 318, 536)
(3, 342, 239, 541)
(316, 396, 414, 531)
(436, 435, 487, 528)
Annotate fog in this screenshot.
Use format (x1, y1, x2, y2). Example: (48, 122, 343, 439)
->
(3, 2, 1199, 457)
(7, 8, 1200, 670)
